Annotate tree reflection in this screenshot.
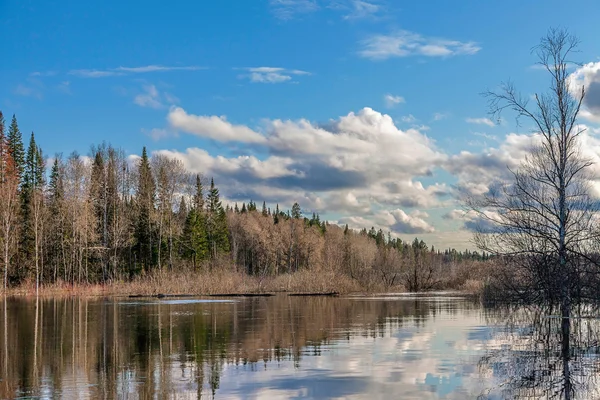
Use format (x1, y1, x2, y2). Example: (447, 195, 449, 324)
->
(478, 304, 600, 399)
(0, 295, 471, 399)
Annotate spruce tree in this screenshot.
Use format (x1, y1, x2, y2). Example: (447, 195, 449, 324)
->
(205, 178, 229, 257)
(7, 115, 25, 179)
(193, 174, 204, 211)
(182, 208, 208, 267)
(21, 133, 45, 286)
(274, 204, 280, 224)
(262, 201, 268, 217)
(134, 147, 155, 272)
(291, 202, 301, 219)
(0, 112, 5, 181)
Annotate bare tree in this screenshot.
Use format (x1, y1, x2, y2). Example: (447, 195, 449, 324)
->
(467, 29, 600, 310)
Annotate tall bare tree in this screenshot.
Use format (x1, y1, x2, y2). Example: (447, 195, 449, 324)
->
(468, 29, 600, 310)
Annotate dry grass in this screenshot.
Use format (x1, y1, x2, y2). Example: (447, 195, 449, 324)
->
(1, 269, 365, 297)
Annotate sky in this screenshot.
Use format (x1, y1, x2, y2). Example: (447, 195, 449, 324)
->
(3, 0, 600, 250)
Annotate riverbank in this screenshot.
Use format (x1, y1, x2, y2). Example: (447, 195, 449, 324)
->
(0, 269, 485, 297)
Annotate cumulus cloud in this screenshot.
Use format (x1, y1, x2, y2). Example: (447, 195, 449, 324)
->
(446, 133, 538, 195)
(442, 209, 501, 233)
(157, 106, 448, 236)
(384, 94, 405, 108)
(237, 67, 311, 84)
(359, 30, 480, 60)
(340, 208, 435, 234)
(167, 107, 267, 143)
(568, 62, 600, 122)
(466, 117, 495, 127)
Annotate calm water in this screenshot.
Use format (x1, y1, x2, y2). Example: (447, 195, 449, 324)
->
(0, 294, 599, 399)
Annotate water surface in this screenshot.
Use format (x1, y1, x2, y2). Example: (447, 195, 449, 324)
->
(0, 294, 598, 399)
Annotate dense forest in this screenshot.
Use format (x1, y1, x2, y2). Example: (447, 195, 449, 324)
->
(0, 111, 490, 293)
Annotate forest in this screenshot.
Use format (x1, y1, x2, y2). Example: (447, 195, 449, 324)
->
(0, 111, 490, 294)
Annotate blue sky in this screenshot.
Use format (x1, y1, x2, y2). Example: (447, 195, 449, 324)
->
(3, 0, 600, 249)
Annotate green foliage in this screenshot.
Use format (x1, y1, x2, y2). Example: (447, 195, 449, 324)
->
(134, 147, 156, 271)
(182, 209, 209, 263)
(7, 114, 24, 179)
(291, 202, 301, 219)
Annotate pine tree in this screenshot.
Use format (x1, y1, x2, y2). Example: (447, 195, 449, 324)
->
(7, 115, 25, 179)
(134, 147, 155, 272)
(241, 203, 247, 213)
(234, 203, 239, 213)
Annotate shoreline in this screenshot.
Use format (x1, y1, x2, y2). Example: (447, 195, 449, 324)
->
(0, 270, 482, 298)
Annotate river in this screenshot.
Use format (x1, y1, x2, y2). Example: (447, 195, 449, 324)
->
(0, 293, 598, 399)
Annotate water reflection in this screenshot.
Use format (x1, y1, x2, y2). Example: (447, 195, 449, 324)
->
(477, 305, 600, 400)
(2, 295, 598, 399)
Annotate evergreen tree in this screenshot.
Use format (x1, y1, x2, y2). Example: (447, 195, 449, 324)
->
(273, 204, 279, 224)
(47, 156, 65, 281)
(182, 208, 208, 267)
(291, 202, 301, 219)
(262, 201, 268, 217)
(241, 203, 247, 213)
(193, 174, 204, 211)
(7, 114, 25, 179)
(134, 147, 155, 272)
(205, 178, 230, 257)
(0, 112, 5, 181)
(234, 203, 239, 213)
(21, 133, 45, 286)
(344, 224, 349, 235)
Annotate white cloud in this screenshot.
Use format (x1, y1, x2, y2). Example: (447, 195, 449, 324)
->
(269, 0, 319, 20)
(384, 94, 405, 108)
(343, 0, 380, 19)
(340, 208, 435, 234)
(400, 114, 417, 123)
(472, 132, 498, 142)
(160, 106, 449, 237)
(142, 128, 175, 141)
(237, 67, 311, 84)
(167, 107, 267, 143)
(466, 117, 495, 127)
(134, 85, 163, 109)
(433, 112, 449, 121)
(30, 71, 57, 77)
(359, 30, 480, 60)
(568, 62, 600, 122)
(69, 65, 203, 78)
(133, 84, 178, 109)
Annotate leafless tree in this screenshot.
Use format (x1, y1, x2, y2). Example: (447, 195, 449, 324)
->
(467, 28, 600, 311)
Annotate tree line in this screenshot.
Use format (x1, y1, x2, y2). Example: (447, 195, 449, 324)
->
(0, 111, 488, 293)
